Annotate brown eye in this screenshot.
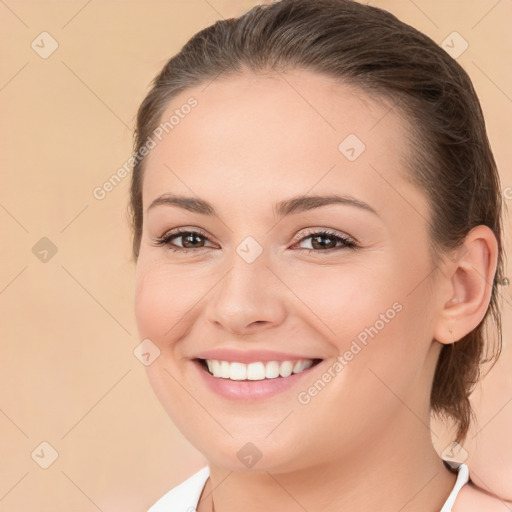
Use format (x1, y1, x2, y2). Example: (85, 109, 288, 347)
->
(153, 228, 215, 253)
(175, 231, 206, 249)
(295, 230, 357, 253)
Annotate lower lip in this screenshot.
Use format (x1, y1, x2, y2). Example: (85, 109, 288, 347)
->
(193, 360, 320, 401)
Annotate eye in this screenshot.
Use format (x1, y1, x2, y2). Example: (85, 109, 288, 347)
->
(293, 229, 358, 253)
(152, 228, 358, 254)
(152, 228, 215, 253)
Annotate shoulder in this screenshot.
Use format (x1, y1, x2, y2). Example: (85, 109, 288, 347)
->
(453, 482, 512, 512)
(147, 466, 210, 512)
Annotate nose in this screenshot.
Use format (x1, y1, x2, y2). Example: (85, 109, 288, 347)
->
(204, 250, 287, 335)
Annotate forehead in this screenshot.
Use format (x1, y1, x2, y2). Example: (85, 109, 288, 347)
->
(141, 69, 427, 223)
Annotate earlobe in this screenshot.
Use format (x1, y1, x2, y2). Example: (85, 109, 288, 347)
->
(436, 324, 457, 346)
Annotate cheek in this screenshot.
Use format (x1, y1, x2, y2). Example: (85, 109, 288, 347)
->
(134, 261, 212, 431)
(134, 271, 170, 345)
(134, 261, 206, 350)
(282, 259, 397, 349)
(294, 255, 432, 375)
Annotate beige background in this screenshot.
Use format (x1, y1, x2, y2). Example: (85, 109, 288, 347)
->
(0, 0, 511, 510)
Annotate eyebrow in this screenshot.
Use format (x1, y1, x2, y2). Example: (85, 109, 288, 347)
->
(147, 193, 379, 218)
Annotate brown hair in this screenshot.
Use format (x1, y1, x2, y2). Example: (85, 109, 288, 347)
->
(129, 0, 505, 444)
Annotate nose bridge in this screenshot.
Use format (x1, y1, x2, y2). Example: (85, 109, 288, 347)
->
(205, 236, 285, 332)
(217, 240, 270, 307)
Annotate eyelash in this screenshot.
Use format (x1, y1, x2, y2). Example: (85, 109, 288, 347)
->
(152, 228, 358, 254)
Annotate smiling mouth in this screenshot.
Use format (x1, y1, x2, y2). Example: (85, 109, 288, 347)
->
(195, 358, 323, 381)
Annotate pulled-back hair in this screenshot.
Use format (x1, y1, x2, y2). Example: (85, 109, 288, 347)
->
(130, 0, 505, 444)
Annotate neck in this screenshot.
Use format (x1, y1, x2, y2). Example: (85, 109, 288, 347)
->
(198, 417, 457, 512)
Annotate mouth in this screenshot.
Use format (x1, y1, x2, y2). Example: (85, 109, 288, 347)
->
(195, 357, 323, 381)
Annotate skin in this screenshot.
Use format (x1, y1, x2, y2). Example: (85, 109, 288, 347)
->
(134, 69, 500, 511)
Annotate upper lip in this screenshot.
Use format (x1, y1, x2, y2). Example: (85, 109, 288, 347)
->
(193, 349, 322, 364)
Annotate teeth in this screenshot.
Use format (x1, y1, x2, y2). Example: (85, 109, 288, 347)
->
(265, 361, 280, 379)
(279, 361, 293, 378)
(203, 359, 316, 380)
(247, 362, 265, 380)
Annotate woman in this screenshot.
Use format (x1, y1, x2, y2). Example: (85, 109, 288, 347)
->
(130, 0, 507, 510)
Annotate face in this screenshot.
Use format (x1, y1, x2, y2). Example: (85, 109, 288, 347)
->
(134, 69, 443, 472)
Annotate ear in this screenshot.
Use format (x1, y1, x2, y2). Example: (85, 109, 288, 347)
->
(433, 225, 499, 345)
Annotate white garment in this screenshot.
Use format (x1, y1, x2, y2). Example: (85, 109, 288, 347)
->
(148, 460, 469, 512)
